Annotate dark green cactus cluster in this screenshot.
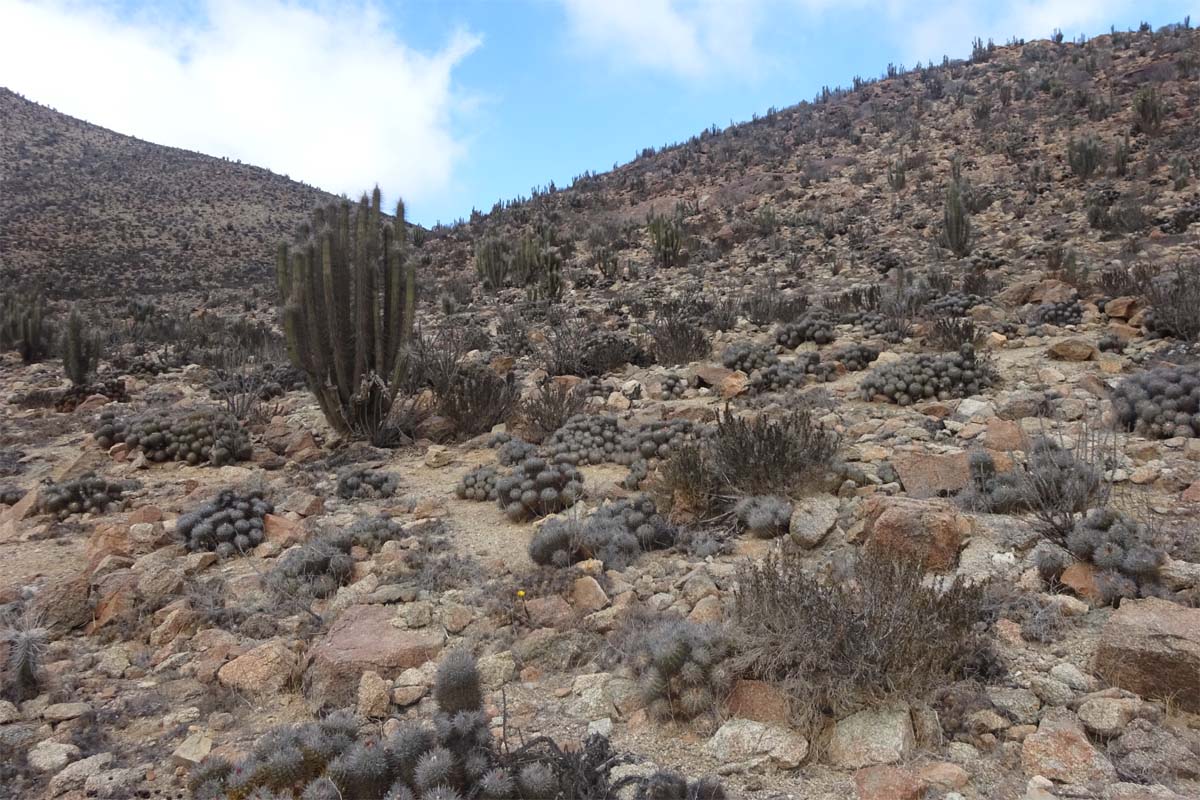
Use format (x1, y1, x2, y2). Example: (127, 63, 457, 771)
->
(54, 378, 129, 413)
(276, 188, 417, 440)
(627, 617, 732, 722)
(635, 771, 727, 800)
(860, 344, 996, 405)
(582, 376, 618, 399)
(93, 408, 252, 466)
(958, 450, 1027, 514)
(926, 291, 982, 318)
(475, 237, 509, 294)
(0, 292, 51, 364)
(266, 517, 403, 600)
(455, 466, 499, 502)
(747, 357, 835, 393)
(1028, 298, 1083, 327)
(659, 374, 686, 398)
(528, 495, 675, 570)
(62, 305, 101, 385)
(544, 415, 697, 468)
(177, 488, 273, 558)
(720, 342, 778, 373)
(732, 495, 793, 538)
(493, 436, 537, 467)
(1065, 509, 1172, 605)
(337, 468, 400, 500)
(1111, 362, 1200, 439)
(191, 650, 564, 800)
(39, 473, 132, 520)
(495, 456, 584, 522)
(830, 344, 880, 371)
(774, 312, 836, 347)
(0, 486, 25, 506)
(838, 309, 892, 338)
(646, 212, 687, 269)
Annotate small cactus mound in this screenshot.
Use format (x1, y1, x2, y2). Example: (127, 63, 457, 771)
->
(0, 485, 25, 506)
(659, 373, 687, 399)
(1110, 361, 1200, 439)
(1065, 509, 1172, 606)
(543, 415, 624, 466)
(926, 291, 982, 318)
(495, 456, 583, 522)
(720, 342, 778, 374)
(94, 407, 252, 466)
(39, 473, 133, 520)
(455, 466, 500, 502)
(774, 312, 836, 348)
(177, 488, 273, 558)
(732, 495, 793, 538)
(337, 468, 401, 500)
(859, 344, 996, 405)
(495, 436, 537, 467)
(829, 344, 880, 371)
(626, 616, 732, 722)
(1028, 298, 1083, 327)
(54, 379, 130, 413)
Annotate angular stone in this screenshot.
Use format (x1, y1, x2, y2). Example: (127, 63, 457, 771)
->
(862, 496, 970, 571)
(424, 445, 454, 468)
(855, 766, 922, 800)
(172, 732, 212, 766)
(827, 707, 916, 769)
(572, 576, 610, 613)
(1047, 339, 1098, 362)
(305, 605, 444, 710)
(1021, 712, 1116, 786)
(217, 639, 300, 697)
(28, 740, 80, 772)
(724, 680, 790, 725)
(477, 652, 517, 690)
(42, 702, 91, 723)
(357, 670, 392, 719)
(1094, 598, 1200, 712)
(1077, 695, 1140, 737)
(788, 494, 838, 548)
(48, 752, 114, 796)
(705, 718, 808, 769)
(524, 595, 573, 628)
(889, 451, 972, 497)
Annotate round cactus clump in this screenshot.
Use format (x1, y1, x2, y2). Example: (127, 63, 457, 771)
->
(176, 488, 273, 557)
(1110, 362, 1200, 439)
(627, 617, 732, 721)
(455, 466, 500, 502)
(720, 342, 778, 373)
(544, 415, 624, 466)
(926, 291, 982, 318)
(495, 456, 583, 522)
(1065, 509, 1172, 605)
(747, 361, 810, 394)
(774, 312, 836, 348)
(1029, 298, 1083, 327)
(732, 495, 793, 538)
(39, 473, 132, 520)
(859, 344, 996, 405)
(830, 344, 880, 372)
(94, 408, 252, 466)
(495, 436, 537, 467)
(660, 373, 687, 398)
(337, 468, 401, 500)
(0, 486, 25, 506)
(619, 418, 697, 466)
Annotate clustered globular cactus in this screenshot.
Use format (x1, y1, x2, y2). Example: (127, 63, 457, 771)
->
(627, 617, 732, 722)
(926, 291, 983, 318)
(1028, 298, 1083, 327)
(1065, 509, 1172, 606)
(337, 468, 400, 500)
(39, 473, 132, 520)
(859, 343, 996, 405)
(660, 373, 686, 399)
(732, 496, 793, 539)
(94, 408, 252, 466)
(635, 771, 728, 800)
(455, 466, 500, 502)
(495, 456, 583, 522)
(720, 342, 778, 374)
(529, 495, 676, 570)
(544, 415, 695, 469)
(1111, 362, 1200, 439)
(774, 312, 836, 347)
(266, 517, 405, 600)
(177, 489, 273, 558)
(829, 344, 879, 371)
(0, 486, 25, 506)
(493, 436, 537, 467)
(747, 357, 835, 393)
(275, 188, 417, 440)
(958, 449, 1027, 514)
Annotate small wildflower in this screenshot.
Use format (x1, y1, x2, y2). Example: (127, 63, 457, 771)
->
(516, 589, 526, 598)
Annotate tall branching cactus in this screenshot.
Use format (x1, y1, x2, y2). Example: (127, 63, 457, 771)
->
(62, 305, 100, 385)
(1, 293, 51, 364)
(276, 188, 416, 439)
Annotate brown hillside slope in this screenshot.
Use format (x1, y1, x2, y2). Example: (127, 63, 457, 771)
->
(0, 87, 336, 299)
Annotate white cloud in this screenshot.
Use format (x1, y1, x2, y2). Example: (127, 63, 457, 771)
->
(558, 0, 765, 80)
(0, 0, 480, 214)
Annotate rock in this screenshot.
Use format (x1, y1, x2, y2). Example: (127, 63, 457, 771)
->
(687, 595, 723, 624)
(305, 605, 444, 710)
(827, 707, 916, 769)
(606, 391, 632, 411)
(217, 639, 300, 697)
(263, 514, 304, 546)
(42, 702, 90, 723)
(724, 680, 790, 725)
(1048, 339, 1098, 361)
(572, 576, 610, 612)
(1105, 784, 1188, 800)
(788, 495, 839, 548)
(1107, 718, 1200, 782)
(440, 603, 474, 634)
(1049, 663, 1097, 693)
(29, 572, 92, 634)
(855, 766, 923, 800)
(1077, 696, 1140, 737)
(1094, 598, 1200, 712)
(1021, 712, 1116, 786)
(692, 365, 733, 389)
(424, 444, 454, 468)
(47, 752, 114, 796)
(357, 671, 392, 718)
(524, 595, 573, 628)
(569, 673, 640, 720)
(0, 700, 19, 724)
(680, 570, 718, 603)
(84, 767, 143, 798)
(477, 652, 517, 690)
(588, 717, 614, 737)
(1104, 297, 1139, 319)
(986, 687, 1042, 725)
(28, 740, 81, 772)
(862, 496, 970, 571)
(172, 732, 211, 766)
(889, 450, 973, 497)
(704, 718, 809, 769)
(917, 762, 970, 790)
(720, 371, 749, 399)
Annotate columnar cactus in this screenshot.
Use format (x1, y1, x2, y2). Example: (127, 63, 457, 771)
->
(62, 305, 100, 385)
(276, 188, 417, 438)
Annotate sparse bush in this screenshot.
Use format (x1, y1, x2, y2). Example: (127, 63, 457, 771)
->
(437, 366, 518, 438)
(732, 543, 992, 730)
(928, 317, 977, 350)
(648, 314, 710, 366)
(1143, 265, 1200, 341)
(519, 382, 586, 443)
(1021, 431, 1114, 540)
(337, 468, 400, 500)
(709, 407, 839, 497)
(1068, 135, 1104, 179)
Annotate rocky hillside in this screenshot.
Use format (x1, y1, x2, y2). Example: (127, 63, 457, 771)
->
(0, 88, 336, 300)
(1, 21, 1200, 800)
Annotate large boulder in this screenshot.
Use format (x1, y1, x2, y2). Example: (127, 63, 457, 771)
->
(217, 639, 301, 697)
(862, 496, 971, 571)
(1094, 598, 1200, 712)
(1021, 711, 1116, 786)
(704, 718, 808, 769)
(827, 707, 915, 769)
(304, 605, 444, 711)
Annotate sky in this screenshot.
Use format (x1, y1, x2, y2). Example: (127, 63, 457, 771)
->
(1, 1, 1196, 226)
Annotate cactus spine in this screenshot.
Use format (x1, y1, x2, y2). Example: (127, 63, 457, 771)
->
(276, 188, 416, 438)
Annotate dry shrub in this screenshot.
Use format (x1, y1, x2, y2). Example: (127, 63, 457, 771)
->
(709, 407, 839, 497)
(732, 543, 993, 732)
(437, 365, 518, 438)
(648, 314, 710, 366)
(519, 381, 586, 443)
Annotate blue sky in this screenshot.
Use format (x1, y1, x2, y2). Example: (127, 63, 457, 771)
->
(2, 1, 1197, 226)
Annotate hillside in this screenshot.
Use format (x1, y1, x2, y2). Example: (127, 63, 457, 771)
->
(0, 87, 336, 299)
(2, 21, 1200, 800)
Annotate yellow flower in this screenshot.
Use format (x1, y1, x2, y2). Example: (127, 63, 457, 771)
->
(516, 589, 526, 598)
